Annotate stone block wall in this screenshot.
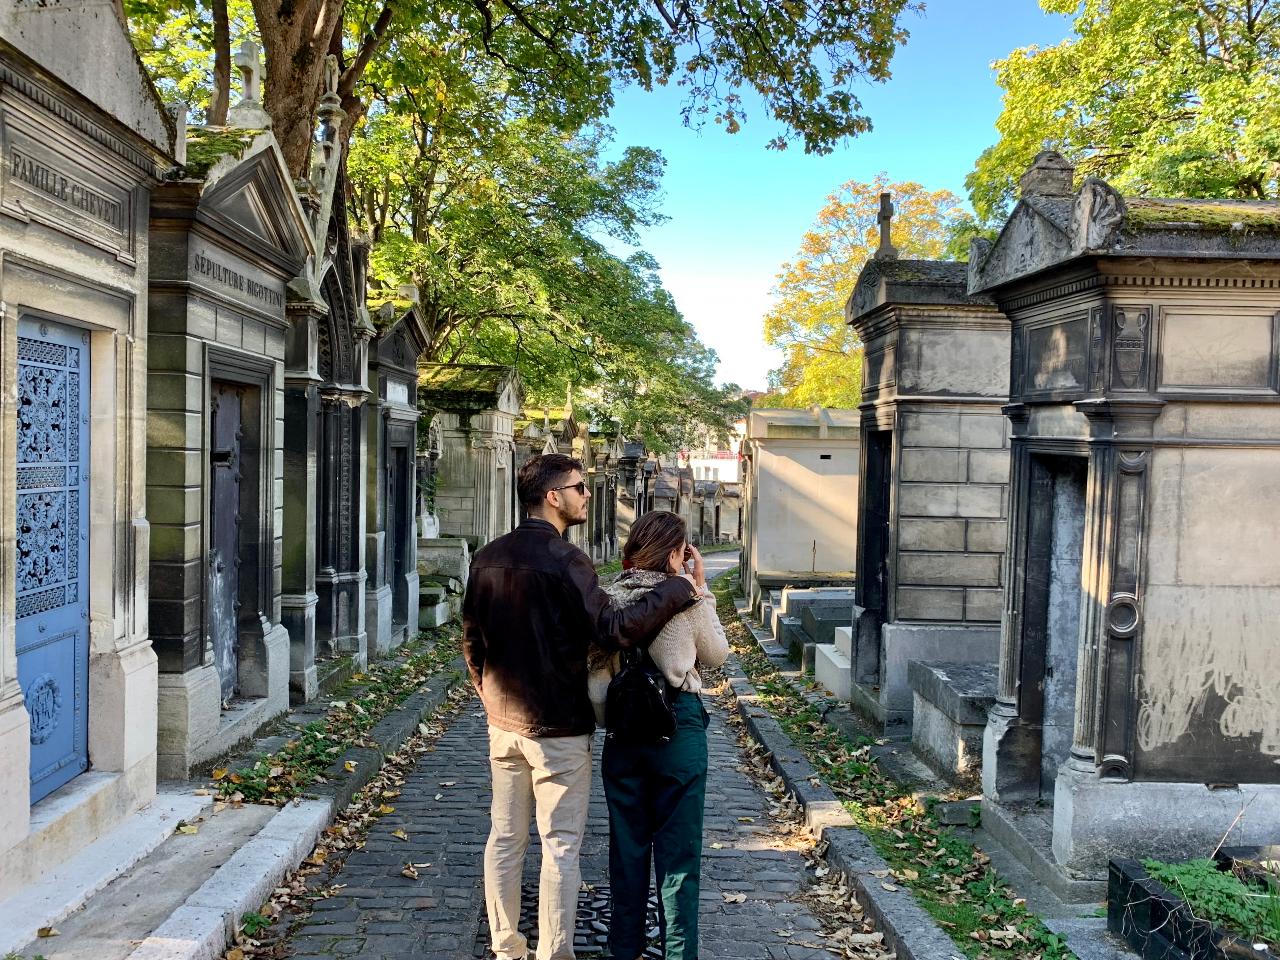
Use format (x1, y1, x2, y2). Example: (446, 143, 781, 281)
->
(894, 407, 1009, 624)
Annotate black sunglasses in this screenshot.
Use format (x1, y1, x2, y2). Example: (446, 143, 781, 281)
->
(550, 480, 588, 496)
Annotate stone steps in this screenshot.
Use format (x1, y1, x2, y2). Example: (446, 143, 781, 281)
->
(5, 793, 331, 960)
(0, 789, 212, 955)
(815, 627, 853, 700)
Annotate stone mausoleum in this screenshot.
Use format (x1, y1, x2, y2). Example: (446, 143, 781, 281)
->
(147, 118, 312, 778)
(740, 408, 860, 614)
(418, 364, 522, 549)
(365, 300, 429, 655)
(0, 1, 174, 898)
(972, 151, 1280, 884)
(842, 211, 1011, 743)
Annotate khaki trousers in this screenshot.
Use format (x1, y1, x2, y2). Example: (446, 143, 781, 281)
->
(485, 726, 592, 960)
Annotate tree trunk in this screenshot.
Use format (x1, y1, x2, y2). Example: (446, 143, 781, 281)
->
(253, 0, 342, 178)
(208, 0, 231, 125)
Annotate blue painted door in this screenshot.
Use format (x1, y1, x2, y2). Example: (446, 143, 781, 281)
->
(16, 317, 90, 804)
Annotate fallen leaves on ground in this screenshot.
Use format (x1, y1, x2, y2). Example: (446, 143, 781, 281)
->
(700, 667, 891, 959)
(213, 680, 471, 960)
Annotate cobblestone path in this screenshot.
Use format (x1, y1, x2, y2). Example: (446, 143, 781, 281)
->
(285, 561, 842, 960)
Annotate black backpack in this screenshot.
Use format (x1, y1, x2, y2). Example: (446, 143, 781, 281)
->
(604, 648, 676, 745)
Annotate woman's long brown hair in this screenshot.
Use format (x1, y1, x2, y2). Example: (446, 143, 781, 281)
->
(623, 510, 687, 573)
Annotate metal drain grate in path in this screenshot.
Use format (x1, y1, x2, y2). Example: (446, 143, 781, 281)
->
(473, 881, 662, 958)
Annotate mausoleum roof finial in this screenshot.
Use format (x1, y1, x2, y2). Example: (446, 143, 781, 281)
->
(1019, 149, 1075, 199)
(228, 39, 272, 128)
(874, 192, 899, 261)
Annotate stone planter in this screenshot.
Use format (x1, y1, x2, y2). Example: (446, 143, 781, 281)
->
(1108, 858, 1278, 959)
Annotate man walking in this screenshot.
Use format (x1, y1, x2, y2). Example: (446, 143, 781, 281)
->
(463, 453, 700, 960)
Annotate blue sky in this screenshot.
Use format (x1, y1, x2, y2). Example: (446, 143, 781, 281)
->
(602, 1, 1075, 389)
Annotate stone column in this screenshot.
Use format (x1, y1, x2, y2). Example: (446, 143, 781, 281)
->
(282, 378, 319, 701)
(1073, 398, 1163, 779)
(1068, 439, 1112, 766)
(471, 437, 498, 546)
(364, 400, 392, 656)
(995, 404, 1030, 707)
(981, 403, 1042, 802)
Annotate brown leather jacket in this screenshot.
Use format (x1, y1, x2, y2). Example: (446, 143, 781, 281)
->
(462, 518, 699, 737)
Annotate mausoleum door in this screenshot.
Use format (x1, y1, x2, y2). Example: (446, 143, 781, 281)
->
(1020, 455, 1088, 799)
(209, 382, 244, 703)
(859, 431, 893, 621)
(16, 317, 90, 804)
(388, 442, 409, 623)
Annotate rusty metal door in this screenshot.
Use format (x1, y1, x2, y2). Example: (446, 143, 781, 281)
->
(209, 382, 243, 703)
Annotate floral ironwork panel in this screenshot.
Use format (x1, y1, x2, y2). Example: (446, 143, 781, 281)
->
(17, 356, 69, 462)
(15, 336, 82, 619)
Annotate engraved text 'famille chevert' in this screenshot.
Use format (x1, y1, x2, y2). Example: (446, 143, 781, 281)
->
(9, 147, 122, 229)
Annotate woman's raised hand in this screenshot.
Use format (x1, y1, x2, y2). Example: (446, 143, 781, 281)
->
(686, 545, 706, 591)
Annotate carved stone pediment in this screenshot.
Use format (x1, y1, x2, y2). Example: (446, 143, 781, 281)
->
(496, 377, 524, 416)
(199, 134, 313, 270)
(968, 200, 1073, 294)
(1070, 177, 1127, 255)
(847, 259, 883, 324)
(370, 304, 429, 375)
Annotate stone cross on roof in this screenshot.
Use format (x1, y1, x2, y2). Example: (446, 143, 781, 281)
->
(235, 40, 262, 104)
(874, 191, 899, 261)
(228, 39, 272, 128)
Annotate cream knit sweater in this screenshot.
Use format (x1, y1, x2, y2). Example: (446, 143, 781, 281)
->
(587, 569, 730, 727)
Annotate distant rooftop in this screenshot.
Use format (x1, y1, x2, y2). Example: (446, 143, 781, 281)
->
(747, 407, 860, 440)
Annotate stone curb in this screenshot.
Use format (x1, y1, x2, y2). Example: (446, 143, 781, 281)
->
(124, 658, 471, 960)
(126, 800, 332, 960)
(723, 652, 966, 960)
(306, 655, 469, 811)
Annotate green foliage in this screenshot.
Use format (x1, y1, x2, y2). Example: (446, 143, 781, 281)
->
(1144, 858, 1280, 947)
(349, 57, 745, 450)
(344, 0, 923, 155)
(968, 0, 1280, 223)
(761, 176, 975, 409)
(240, 911, 273, 936)
(709, 570, 1076, 960)
(123, 0, 255, 121)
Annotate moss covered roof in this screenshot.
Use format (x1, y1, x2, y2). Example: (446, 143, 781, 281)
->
(418, 363, 518, 408)
(1125, 198, 1280, 232)
(182, 127, 266, 179)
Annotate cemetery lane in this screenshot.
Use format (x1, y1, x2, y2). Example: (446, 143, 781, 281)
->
(281, 582, 848, 959)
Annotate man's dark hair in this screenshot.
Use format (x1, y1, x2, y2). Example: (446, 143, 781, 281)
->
(518, 453, 584, 510)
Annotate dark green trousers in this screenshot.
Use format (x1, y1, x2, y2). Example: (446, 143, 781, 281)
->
(602, 691, 710, 960)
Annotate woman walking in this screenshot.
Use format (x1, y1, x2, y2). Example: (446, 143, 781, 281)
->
(589, 510, 729, 960)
